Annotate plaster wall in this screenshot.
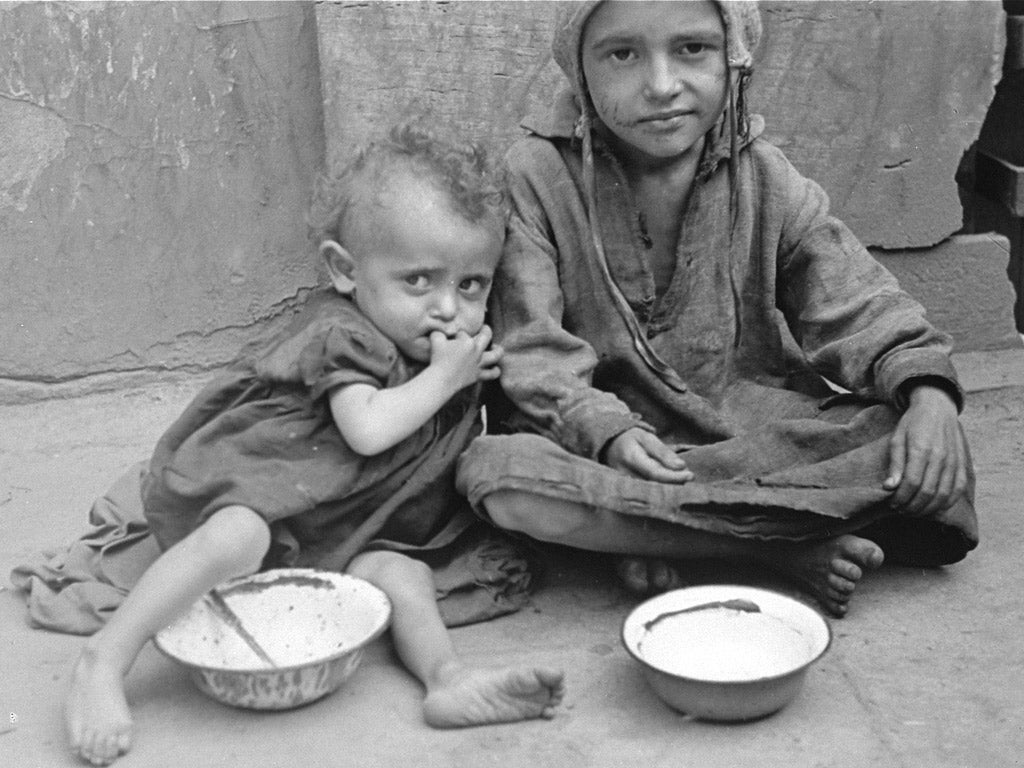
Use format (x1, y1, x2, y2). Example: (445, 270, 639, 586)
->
(315, 0, 1017, 352)
(0, 1, 1015, 403)
(316, 1, 1005, 249)
(0, 1, 326, 401)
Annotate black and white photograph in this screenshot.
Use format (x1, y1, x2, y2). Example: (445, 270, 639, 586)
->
(1, 1, 1021, 766)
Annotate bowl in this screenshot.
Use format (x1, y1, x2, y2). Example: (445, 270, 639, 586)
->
(154, 568, 391, 710)
(621, 585, 831, 722)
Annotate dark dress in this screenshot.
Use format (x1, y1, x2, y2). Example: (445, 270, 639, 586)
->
(142, 288, 481, 565)
(12, 289, 533, 633)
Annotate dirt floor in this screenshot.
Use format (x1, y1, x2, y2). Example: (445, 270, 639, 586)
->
(3, 348, 1024, 768)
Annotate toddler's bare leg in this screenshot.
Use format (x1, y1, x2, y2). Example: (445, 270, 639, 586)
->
(483, 490, 883, 617)
(66, 505, 270, 766)
(347, 550, 565, 727)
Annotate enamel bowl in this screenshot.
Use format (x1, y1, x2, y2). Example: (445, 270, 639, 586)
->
(621, 585, 831, 721)
(154, 568, 391, 710)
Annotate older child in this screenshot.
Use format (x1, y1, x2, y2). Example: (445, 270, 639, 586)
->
(65, 121, 564, 766)
(458, 0, 977, 618)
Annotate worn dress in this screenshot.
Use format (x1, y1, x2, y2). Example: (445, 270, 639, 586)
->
(143, 289, 479, 559)
(457, 90, 978, 565)
(13, 289, 532, 631)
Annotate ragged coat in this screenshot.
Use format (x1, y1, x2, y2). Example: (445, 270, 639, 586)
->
(457, 0, 977, 564)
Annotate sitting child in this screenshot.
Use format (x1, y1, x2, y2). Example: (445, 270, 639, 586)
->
(457, 0, 977, 618)
(65, 120, 565, 766)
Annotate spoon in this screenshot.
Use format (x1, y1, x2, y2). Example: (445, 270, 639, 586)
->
(642, 598, 761, 632)
(204, 588, 279, 669)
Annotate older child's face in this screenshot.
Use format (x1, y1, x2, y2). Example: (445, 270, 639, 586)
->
(341, 173, 502, 363)
(581, 0, 728, 168)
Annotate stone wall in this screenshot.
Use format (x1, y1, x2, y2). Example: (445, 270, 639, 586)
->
(317, 1, 1004, 247)
(0, 2, 326, 401)
(0, 1, 1015, 402)
(317, 1, 1016, 352)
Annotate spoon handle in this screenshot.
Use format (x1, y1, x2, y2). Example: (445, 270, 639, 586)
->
(204, 589, 278, 669)
(642, 598, 761, 632)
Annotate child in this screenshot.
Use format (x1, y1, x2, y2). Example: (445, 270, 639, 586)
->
(64, 121, 565, 766)
(456, 0, 978, 619)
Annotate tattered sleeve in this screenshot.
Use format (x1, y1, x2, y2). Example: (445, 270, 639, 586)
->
(491, 142, 650, 459)
(773, 153, 963, 411)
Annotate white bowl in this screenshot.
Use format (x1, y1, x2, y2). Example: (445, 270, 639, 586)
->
(621, 585, 831, 721)
(154, 568, 391, 710)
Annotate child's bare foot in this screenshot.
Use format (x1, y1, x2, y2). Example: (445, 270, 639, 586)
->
(65, 644, 133, 765)
(768, 534, 885, 618)
(422, 663, 566, 728)
(616, 557, 687, 595)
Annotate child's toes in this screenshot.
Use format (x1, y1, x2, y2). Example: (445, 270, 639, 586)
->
(616, 558, 649, 593)
(856, 542, 885, 569)
(649, 560, 675, 591)
(831, 559, 863, 583)
(84, 747, 109, 765)
(825, 581, 849, 599)
(82, 732, 116, 766)
(819, 598, 851, 622)
(78, 731, 98, 762)
(100, 733, 124, 762)
(828, 572, 857, 594)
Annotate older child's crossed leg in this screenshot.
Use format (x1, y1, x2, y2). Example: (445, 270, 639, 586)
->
(65, 505, 271, 766)
(347, 550, 565, 727)
(484, 491, 884, 618)
(616, 533, 884, 618)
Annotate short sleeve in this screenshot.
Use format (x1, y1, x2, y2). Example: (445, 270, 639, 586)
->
(300, 322, 398, 401)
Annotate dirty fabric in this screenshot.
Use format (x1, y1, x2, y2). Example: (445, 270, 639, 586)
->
(460, 415, 977, 567)
(488, 90, 966, 459)
(457, 5, 978, 563)
(142, 288, 482, 554)
(10, 462, 533, 632)
(11, 290, 534, 632)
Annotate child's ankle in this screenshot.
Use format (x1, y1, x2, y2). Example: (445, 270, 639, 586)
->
(78, 633, 133, 677)
(427, 658, 465, 689)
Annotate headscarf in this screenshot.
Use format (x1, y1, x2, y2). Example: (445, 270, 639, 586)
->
(548, 0, 762, 390)
(552, 0, 762, 195)
(553, 2, 761, 81)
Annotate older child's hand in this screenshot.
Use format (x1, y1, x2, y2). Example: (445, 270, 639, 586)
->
(604, 428, 694, 484)
(884, 384, 969, 516)
(428, 326, 503, 393)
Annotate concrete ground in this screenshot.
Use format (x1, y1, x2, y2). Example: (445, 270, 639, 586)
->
(3, 348, 1024, 768)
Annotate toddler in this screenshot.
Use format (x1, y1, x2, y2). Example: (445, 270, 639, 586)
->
(65, 120, 565, 766)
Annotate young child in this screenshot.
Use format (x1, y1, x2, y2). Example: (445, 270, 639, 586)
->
(457, 0, 978, 618)
(65, 121, 565, 766)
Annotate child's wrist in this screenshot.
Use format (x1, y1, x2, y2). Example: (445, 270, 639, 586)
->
(423, 360, 469, 399)
(905, 383, 957, 413)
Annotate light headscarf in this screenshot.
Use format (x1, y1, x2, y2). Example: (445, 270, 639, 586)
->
(550, 1, 762, 390)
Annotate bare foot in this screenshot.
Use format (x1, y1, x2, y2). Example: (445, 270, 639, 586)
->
(422, 663, 566, 728)
(616, 557, 687, 595)
(65, 644, 133, 765)
(767, 535, 885, 618)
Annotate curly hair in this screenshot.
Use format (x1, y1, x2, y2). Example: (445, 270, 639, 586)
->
(308, 117, 509, 247)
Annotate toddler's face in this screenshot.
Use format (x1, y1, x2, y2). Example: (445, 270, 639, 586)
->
(581, 0, 728, 167)
(342, 175, 501, 363)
